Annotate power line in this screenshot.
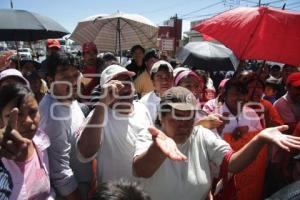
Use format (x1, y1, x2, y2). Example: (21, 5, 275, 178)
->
(143, 1, 188, 14)
(286, 1, 300, 7)
(262, 0, 286, 5)
(288, 4, 300, 9)
(182, 11, 224, 20)
(179, 1, 224, 18)
(240, 0, 258, 4)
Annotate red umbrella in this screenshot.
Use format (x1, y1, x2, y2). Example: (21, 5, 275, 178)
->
(193, 7, 300, 67)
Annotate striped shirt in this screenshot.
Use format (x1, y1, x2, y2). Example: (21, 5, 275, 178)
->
(0, 160, 12, 200)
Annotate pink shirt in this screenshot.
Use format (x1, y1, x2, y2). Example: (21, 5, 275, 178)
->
(1, 129, 55, 200)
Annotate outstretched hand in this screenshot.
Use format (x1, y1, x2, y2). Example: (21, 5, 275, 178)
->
(148, 127, 187, 161)
(0, 108, 31, 160)
(259, 125, 300, 152)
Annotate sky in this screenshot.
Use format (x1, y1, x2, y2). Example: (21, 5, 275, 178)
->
(1, 0, 300, 36)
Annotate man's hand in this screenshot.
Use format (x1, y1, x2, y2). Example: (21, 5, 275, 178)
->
(0, 108, 31, 160)
(99, 80, 124, 106)
(148, 127, 187, 161)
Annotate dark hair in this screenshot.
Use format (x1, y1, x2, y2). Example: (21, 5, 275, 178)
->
(24, 70, 41, 82)
(235, 71, 265, 88)
(271, 65, 281, 71)
(192, 69, 208, 86)
(224, 79, 248, 97)
(150, 64, 171, 80)
(102, 52, 117, 62)
(0, 84, 34, 116)
(90, 179, 151, 200)
(47, 52, 80, 78)
(131, 45, 145, 54)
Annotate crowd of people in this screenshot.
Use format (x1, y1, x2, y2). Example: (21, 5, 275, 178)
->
(0, 39, 300, 200)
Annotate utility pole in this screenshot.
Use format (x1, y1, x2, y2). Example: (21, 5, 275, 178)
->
(10, 0, 13, 9)
(173, 14, 178, 57)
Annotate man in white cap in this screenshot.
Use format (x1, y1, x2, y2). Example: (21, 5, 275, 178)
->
(76, 64, 152, 182)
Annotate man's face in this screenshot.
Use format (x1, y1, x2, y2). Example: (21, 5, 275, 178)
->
(270, 68, 281, 79)
(47, 47, 59, 56)
(161, 109, 195, 144)
(153, 69, 173, 96)
(51, 66, 80, 102)
(83, 51, 97, 66)
(21, 63, 35, 75)
(288, 85, 300, 103)
(145, 57, 159, 72)
(133, 48, 144, 63)
(283, 67, 298, 84)
(110, 74, 135, 113)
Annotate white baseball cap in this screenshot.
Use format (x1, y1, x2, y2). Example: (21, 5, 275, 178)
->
(150, 60, 173, 77)
(100, 64, 135, 86)
(0, 68, 30, 87)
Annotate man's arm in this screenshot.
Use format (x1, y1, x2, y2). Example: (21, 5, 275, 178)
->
(133, 127, 187, 178)
(77, 105, 105, 158)
(77, 80, 124, 159)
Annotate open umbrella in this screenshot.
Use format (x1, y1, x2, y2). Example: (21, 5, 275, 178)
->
(0, 9, 69, 41)
(70, 12, 158, 55)
(176, 41, 239, 71)
(193, 7, 300, 67)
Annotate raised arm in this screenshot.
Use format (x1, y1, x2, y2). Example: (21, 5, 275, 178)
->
(77, 80, 124, 158)
(228, 125, 300, 173)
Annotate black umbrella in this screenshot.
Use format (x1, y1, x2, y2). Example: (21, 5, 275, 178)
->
(0, 9, 69, 41)
(176, 41, 239, 71)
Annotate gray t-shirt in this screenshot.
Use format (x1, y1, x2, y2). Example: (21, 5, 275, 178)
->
(134, 126, 231, 200)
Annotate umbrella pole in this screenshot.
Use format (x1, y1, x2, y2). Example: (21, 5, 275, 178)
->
(117, 18, 122, 60)
(15, 40, 20, 70)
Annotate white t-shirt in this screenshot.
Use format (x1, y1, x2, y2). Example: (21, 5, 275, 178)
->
(215, 104, 262, 136)
(134, 126, 231, 200)
(140, 91, 161, 123)
(77, 101, 153, 182)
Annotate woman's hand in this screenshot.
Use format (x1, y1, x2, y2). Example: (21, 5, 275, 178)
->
(259, 125, 300, 152)
(196, 113, 224, 129)
(0, 108, 30, 160)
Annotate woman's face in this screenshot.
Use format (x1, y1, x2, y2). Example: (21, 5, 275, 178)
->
(153, 69, 173, 96)
(1, 95, 39, 140)
(161, 109, 195, 144)
(225, 86, 247, 114)
(178, 75, 204, 99)
(247, 81, 264, 102)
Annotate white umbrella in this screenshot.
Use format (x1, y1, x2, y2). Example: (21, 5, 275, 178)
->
(70, 12, 158, 55)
